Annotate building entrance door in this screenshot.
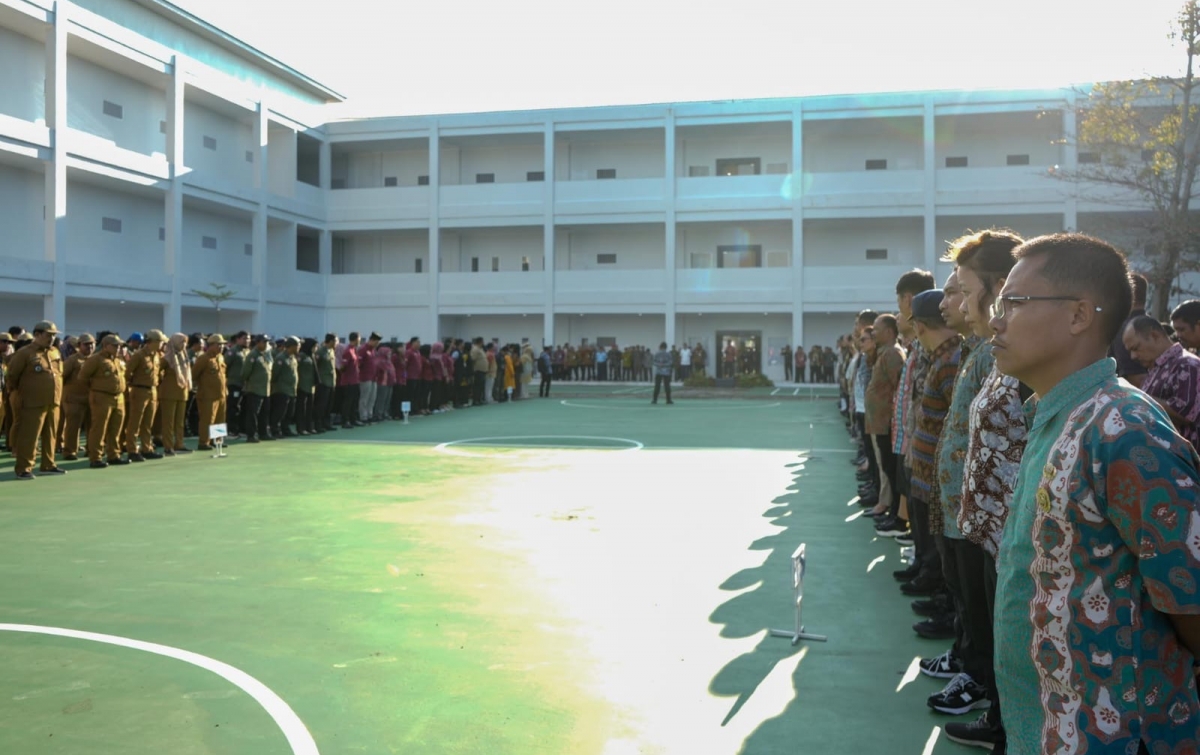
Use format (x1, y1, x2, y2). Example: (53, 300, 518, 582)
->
(716, 330, 762, 377)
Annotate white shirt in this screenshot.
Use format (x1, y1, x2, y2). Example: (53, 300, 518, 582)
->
(680, 347, 692, 366)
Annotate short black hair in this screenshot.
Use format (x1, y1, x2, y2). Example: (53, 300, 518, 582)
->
(348, 331, 360, 342)
(324, 332, 336, 344)
(895, 269, 936, 297)
(1013, 233, 1132, 345)
(1128, 314, 1167, 339)
(856, 310, 879, 327)
(233, 330, 248, 340)
(951, 229, 1024, 300)
(1171, 300, 1200, 326)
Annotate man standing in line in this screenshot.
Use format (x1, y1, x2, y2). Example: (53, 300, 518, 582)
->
(680, 342, 693, 381)
(124, 329, 166, 462)
(314, 333, 338, 432)
(357, 332, 380, 424)
(651, 342, 674, 405)
(269, 336, 299, 438)
(225, 331, 249, 438)
(7, 320, 66, 479)
(781, 344, 792, 382)
(1110, 272, 1148, 387)
(241, 334, 273, 443)
(80, 334, 129, 468)
(192, 334, 226, 451)
(1123, 315, 1200, 449)
(470, 338, 488, 406)
(992, 234, 1200, 755)
(538, 345, 553, 397)
(339, 332, 362, 428)
(60, 332, 95, 461)
(865, 314, 906, 534)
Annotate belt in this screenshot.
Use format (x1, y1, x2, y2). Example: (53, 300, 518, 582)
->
(131, 384, 155, 389)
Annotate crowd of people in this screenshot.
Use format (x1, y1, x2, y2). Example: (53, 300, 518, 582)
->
(835, 230, 1200, 755)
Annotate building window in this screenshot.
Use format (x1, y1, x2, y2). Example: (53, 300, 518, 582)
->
(596, 337, 617, 348)
(688, 165, 710, 177)
(1078, 151, 1101, 164)
(716, 158, 761, 176)
(491, 256, 500, 272)
(527, 171, 544, 182)
(384, 176, 398, 187)
(202, 236, 218, 250)
(476, 173, 495, 184)
(159, 120, 167, 134)
(945, 156, 968, 168)
(245, 150, 254, 163)
(865, 159, 888, 171)
(866, 248, 888, 261)
(102, 100, 123, 119)
(1006, 154, 1030, 166)
(296, 243, 319, 273)
(203, 136, 217, 151)
(101, 217, 122, 233)
(766, 163, 789, 175)
(158, 227, 166, 241)
(521, 256, 531, 272)
(597, 253, 617, 265)
(244, 243, 253, 256)
(417, 175, 430, 186)
(415, 258, 423, 273)
(471, 257, 479, 272)
(331, 178, 346, 189)
(596, 168, 617, 179)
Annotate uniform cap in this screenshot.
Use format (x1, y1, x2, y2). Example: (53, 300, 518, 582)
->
(910, 289, 946, 322)
(206, 333, 227, 346)
(285, 336, 301, 346)
(33, 320, 59, 334)
(0, 332, 12, 343)
(145, 329, 167, 342)
(128, 332, 144, 343)
(77, 333, 96, 345)
(101, 334, 125, 347)
(252, 333, 269, 344)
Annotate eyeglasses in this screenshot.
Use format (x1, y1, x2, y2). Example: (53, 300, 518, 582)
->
(990, 296, 1104, 321)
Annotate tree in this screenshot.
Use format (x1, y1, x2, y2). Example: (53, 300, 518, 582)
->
(1054, 1, 1200, 320)
(190, 282, 236, 332)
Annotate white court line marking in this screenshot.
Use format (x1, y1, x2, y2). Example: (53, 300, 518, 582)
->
(896, 656, 922, 692)
(770, 388, 781, 396)
(866, 555, 885, 573)
(434, 435, 644, 458)
(559, 400, 782, 411)
(0, 624, 317, 755)
(921, 726, 942, 755)
(792, 388, 800, 396)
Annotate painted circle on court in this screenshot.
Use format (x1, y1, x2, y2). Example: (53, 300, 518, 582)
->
(559, 399, 782, 411)
(434, 435, 644, 458)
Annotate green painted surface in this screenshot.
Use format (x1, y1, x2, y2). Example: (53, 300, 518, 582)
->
(1, 397, 975, 754)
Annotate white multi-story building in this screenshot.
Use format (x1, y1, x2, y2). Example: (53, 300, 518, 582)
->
(0, 0, 1143, 380)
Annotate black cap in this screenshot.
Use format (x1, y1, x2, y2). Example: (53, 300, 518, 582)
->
(911, 289, 946, 321)
(252, 333, 269, 344)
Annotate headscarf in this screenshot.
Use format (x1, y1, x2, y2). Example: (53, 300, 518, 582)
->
(164, 332, 191, 391)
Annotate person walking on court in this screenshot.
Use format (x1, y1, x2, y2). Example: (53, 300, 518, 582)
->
(652, 342, 674, 405)
(7, 320, 66, 479)
(61, 332, 95, 461)
(538, 345, 553, 397)
(81, 334, 129, 468)
(192, 334, 227, 451)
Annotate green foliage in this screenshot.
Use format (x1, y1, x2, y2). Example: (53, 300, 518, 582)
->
(191, 282, 235, 310)
(683, 373, 716, 388)
(734, 372, 774, 389)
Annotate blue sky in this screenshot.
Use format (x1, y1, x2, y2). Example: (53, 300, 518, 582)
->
(177, 0, 1188, 117)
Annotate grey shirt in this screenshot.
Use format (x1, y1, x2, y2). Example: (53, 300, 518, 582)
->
(653, 349, 673, 376)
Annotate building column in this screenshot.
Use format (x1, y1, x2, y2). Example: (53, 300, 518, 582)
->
(543, 121, 555, 347)
(664, 110, 677, 347)
(791, 103, 805, 353)
(428, 126, 440, 340)
(923, 99, 937, 272)
(319, 228, 332, 334)
(163, 56, 185, 333)
(1063, 93, 1078, 230)
(252, 102, 268, 331)
(43, 0, 68, 326)
(319, 138, 331, 190)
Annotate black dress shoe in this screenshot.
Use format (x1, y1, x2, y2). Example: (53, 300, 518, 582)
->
(63, 454, 79, 461)
(129, 453, 146, 462)
(901, 575, 942, 596)
(914, 615, 956, 640)
(858, 495, 879, 508)
(40, 467, 67, 475)
(175, 448, 193, 454)
(893, 564, 921, 582)
(143, 451, 163, 460)
(108, 457, 131, 465)
(90, 460, 109, 469)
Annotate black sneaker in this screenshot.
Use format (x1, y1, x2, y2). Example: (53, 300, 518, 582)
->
(40, 467, 67, 475)
(876, 517, 910, 537)
(893, 564, 920, 582)
(919, 649, 963, 679)
(128, 453, 145, 462)
(944, 710, 1004, 750)
(928, 673, 991, 715)
(895, 533, 915, 546)
(914, 614, 956, 640)
(15, 472, 34, 480)
(901, 574, 941, 596)
(90, 460, 109, 469)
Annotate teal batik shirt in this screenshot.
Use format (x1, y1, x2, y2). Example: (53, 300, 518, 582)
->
(996, 358, 1200, 755)
(936, 336, 993, 538)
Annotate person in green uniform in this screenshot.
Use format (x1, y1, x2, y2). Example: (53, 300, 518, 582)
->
(314, 333, 337, 432)
(240, 334, 273, 443)
(295, 338, 317, 435)
(269, 336, 299, 438)
(7, 320, 65, 479)
(225, 331, 249, 438)
(992, 234, 1200, 755)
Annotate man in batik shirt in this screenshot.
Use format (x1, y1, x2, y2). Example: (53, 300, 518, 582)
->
(992, 233, 1200, 755)
(1123, 314, 1200, 449)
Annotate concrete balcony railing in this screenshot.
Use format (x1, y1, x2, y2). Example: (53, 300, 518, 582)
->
(438, 271, 544, 309)
(439, 182, 544, 221)
(802, 170, 923, 210)
(326, 185, 431, 224)
(66, 128, 170, 180)
(676, 267, 793, 305)
(935, 166, 1065, 205)
(554, 178, 665, 216)
(326, 272, 431, 308)
(801, 265, 912, 308)
(554, 269, 667, 307)
(0, 255, 54, 295)
(676, 175, 791, 212)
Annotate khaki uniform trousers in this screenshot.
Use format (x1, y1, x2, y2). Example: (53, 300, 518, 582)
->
(197, 397, 226, 449)
(88, 392, 125, 463)
(11, 400, 58, 475)
(161, 398, 187, 451)
(126, 386, 156, 454)
(62, 399, 90, 457)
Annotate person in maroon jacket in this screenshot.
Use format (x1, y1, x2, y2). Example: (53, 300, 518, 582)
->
(357, 332, 380, 423)
(405, 338, 425, 415)
(419, 343, 435, 414)
(338, 332, 362, 428)
(389, 343, 406, 418)
(429, 341, 446, 412)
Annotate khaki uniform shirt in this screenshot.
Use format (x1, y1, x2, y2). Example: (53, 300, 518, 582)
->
(192, 353, 226, 401)
(79, 352, 126, 395)
(63, 352, 90, 404)
(6, 343, 63, 408)
(126, 347, 162, 389)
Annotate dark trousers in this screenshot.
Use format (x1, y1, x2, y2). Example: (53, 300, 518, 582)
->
(982, 550, 1003, 727)
(243, 392, 269, 440)
(227, 386, 243, 435)
(597, 362, 607, 381)
(270, 394, 295, 436)
(935, 532, 965, 659)
(314, 384, 333, 430)
(951, 538, 992, 691)
(539, 373, 551, 397)
(857, 415, 878, 496)
(391, 382, 406, 416)
(652, 374, 672, 403)
(340, 383, 360, 426)
(873, 435, 899, 518)
(473, 371, 487, 405)
(295, 392, 314, 433)
(410, 380, 427, 412)
(908, 495, 942, 580)
(784, 362, 792, 381)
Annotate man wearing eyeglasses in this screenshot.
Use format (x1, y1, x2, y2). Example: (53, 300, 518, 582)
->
(991, 233, 1200, 755)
